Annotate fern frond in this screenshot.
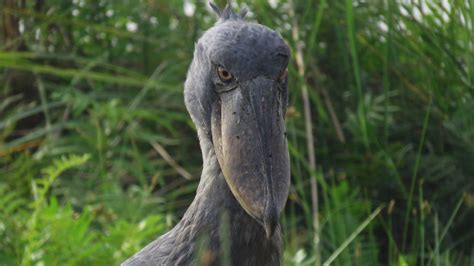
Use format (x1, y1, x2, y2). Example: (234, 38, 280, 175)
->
(22, 154, 90, 266)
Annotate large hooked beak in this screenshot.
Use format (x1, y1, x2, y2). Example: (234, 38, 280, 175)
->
(211, 76, 290, 238)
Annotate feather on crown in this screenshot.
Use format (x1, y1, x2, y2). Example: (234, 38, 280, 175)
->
(209, 1, 248, 20)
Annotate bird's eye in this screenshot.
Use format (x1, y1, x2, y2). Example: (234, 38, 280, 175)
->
(217, 66, 233, 82)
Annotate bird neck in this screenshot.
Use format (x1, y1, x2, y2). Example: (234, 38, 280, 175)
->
(169, 130, 282, 265)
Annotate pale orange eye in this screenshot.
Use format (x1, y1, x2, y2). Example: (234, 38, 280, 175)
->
(217, 66, 233, 82)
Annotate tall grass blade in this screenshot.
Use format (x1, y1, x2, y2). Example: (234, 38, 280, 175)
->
(345, 0, 369, 148)
(323, 205, 384, 266)
(403, 93, 432, 249)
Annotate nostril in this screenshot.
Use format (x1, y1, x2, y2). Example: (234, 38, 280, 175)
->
(276, 53, 289, 59)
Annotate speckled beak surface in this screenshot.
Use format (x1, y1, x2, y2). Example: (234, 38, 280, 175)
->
(211, 76, 290, 238)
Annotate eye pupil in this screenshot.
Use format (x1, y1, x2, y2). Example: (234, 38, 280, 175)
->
(218, 66, 233, 81)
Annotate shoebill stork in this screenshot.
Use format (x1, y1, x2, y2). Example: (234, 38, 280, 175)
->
(123, 2, 291, 265)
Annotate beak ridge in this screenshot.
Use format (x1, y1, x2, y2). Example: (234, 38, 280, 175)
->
(211, 76, 290, 236)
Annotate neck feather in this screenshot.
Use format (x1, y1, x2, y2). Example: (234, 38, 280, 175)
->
(164, 129, 282, 265)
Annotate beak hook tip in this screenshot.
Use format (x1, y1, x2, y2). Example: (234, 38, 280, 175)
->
(263, 205, 279, 239)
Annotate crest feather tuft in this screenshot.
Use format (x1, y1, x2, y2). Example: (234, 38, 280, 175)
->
(209, 1, 248, 21)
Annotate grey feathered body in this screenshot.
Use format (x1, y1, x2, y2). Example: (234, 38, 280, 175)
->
(122, 145, 283, 266)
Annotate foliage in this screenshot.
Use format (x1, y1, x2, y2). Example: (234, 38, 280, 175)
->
(1, 0, 473, 265)
(0, 154, 167, 265)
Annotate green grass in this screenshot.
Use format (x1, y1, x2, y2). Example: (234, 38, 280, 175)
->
(1, 0, 474, 265)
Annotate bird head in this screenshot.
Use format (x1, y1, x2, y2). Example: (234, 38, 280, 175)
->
(184, 1, 291, 238)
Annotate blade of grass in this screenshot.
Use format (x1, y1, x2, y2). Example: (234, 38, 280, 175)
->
(469, 0, 474, 86)
(0, 101, 65, 130)
(3, 7, 162, 45)
(0, 123, 66, 154)
(419, 181, 425, 266)
(439, 194, 465, 243)
(0, 51, 145, 78)
(345, 0, 369, 149)
(36, 76, 51, 135)
(150, 141, 193, 181)
(434, 213, 440, 266)
(427, 193, 466, 265)
(383, 0, 393, 142)
(403, 92, 432, 250)
(323, 205, 384, 266)
(0, 60, 150, 87)
(306, 0, 327, 57)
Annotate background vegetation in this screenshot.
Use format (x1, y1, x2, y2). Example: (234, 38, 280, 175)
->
(1, 0, 473, 265)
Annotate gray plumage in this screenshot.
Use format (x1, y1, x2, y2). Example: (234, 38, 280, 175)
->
(122, 2, 290, 265)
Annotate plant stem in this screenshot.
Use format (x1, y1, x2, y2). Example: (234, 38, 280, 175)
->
(288, 0, 320, 265)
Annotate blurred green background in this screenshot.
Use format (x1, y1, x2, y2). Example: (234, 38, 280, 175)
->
(1, 0, 473, 265)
